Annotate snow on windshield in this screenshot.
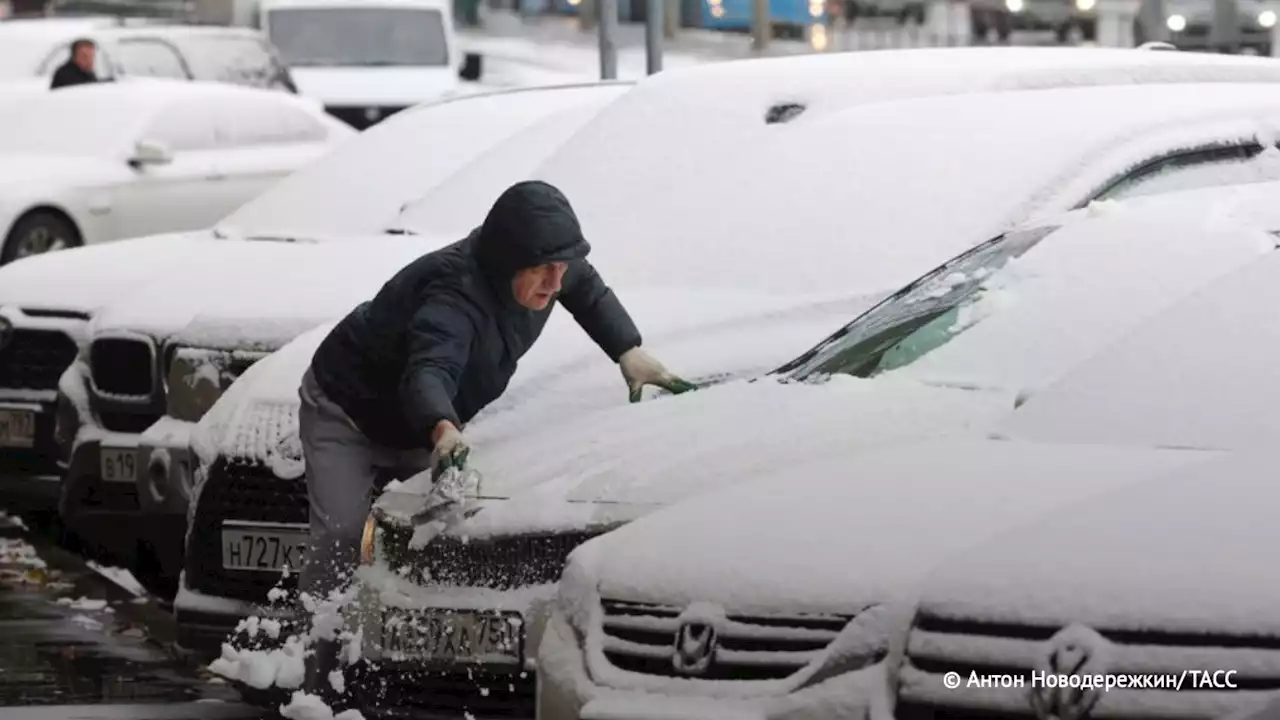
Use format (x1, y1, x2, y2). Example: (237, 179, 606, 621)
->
(173, 33, 292, 90)
(1001, 245, 1280, 451)
(267, 7, 448, 67)
(216, 83, 629, 239)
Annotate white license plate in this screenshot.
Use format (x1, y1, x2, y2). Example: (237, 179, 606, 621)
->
(221, 525, 307, 572)
(0, 408, 35, 448)
(99, 447, 138, 483)
(382, 608, 523, 665)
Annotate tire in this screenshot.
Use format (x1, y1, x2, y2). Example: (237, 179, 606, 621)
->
(1, 210, 80, 265)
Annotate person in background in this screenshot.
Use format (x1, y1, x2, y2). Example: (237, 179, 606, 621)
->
(51, 38, 99, 89)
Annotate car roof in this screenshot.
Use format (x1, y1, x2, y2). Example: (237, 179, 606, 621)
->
(398, 80, 1280, 303)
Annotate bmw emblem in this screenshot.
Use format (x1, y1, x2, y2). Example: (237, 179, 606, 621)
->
(0, 316, 12, 352)
(364, 107, 382, 122)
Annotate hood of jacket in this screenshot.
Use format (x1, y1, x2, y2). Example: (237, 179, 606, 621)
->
(474, 181, 591, 300)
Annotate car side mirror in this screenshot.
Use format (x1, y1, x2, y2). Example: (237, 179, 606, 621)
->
(129, 138, 172, 168)
(459, 52, 483, 81)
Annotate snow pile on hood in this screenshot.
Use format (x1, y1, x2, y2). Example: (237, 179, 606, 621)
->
(369, 375, 1016, 542)
(918, 448, 1280, 636)
(560, 438, 1221, 613)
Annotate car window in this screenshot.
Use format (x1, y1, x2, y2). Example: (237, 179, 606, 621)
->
(778, 225, 1060, 380)
(142, 99, 221, 151)
(113, 38, 190, 79)
(1091, 142, 1280, 202)
(266, 6, 449, 67)
(172, 34, 294, 90)
(224, 96, 328, 146)
(38, 42, 116, 79)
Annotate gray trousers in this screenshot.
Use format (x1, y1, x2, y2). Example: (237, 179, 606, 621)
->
(298, 367, 430, 603)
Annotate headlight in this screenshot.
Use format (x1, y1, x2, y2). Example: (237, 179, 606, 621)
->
(1166, 13, 1187, 31)
(1076, 0, 1096, 11)
(165, 347, 265, 422)
(1006, 0, 1024, 12)
(360, 514, 378, 565)
(1260, 9, 1276, 26)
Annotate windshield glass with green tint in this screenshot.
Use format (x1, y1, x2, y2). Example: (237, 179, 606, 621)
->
(781, 225, 1059, 381)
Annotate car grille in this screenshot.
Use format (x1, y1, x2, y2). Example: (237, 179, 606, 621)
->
(186, 456, 307, 601)
(896, 609, 1280, 719)
(349, 663, 535, 718)
(0, 329, 77, 391)
(90, 337, 155, 398)
(378, 526, 599, 590)
(598, 599, 853, 681)
(325, 105, 408, 130)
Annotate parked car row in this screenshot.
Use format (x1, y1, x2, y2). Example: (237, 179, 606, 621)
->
(4, 44, 1280, 720)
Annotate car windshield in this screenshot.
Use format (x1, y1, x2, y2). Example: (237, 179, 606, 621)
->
(779, 224, 1060, 381)
(168, 34, 293, 89)
(266, 7, 449, 67)
(0, 92, 139, 156)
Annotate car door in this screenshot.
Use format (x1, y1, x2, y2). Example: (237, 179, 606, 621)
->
(210, 94, 336, 208)
(107, 97, 230, 240)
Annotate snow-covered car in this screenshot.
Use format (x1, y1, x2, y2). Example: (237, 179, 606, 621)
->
(39, 81, 635, 591)
(0, 78, 351, 264)
(191, 52, 1280, 714)
(895, 211, 1280, 719)
(969, 0, 1097, 44)
(0, 19, 298, 91)
(531, 179, 1280, 720)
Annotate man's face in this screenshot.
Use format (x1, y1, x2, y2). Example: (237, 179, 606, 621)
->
(511, 262, 568, 310)
(73, 44, 95, 72)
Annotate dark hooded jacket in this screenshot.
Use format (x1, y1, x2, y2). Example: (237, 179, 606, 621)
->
(309, 181, 641, 450)
(50, 60, 98, 89)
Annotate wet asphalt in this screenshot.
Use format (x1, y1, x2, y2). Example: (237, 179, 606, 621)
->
(0, 510, 269, 720)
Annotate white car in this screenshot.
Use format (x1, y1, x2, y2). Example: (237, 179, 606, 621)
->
(0, 79, 351, 264)
(47, 81, 636, 594)
(0, 20, 298, 91)
(531, 180, 1280, 720)
(187, 47, 1280, 714)
(897, 213, 1280, 718)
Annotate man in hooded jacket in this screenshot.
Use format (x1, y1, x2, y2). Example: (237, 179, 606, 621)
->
(296, 180, 694, 688)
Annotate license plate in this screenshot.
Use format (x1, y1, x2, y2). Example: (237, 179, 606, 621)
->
(382, 608, 523, 665)
(99, 447, 137, 483)
(0, 408, 35, 448)
(221, 524, 307, 572)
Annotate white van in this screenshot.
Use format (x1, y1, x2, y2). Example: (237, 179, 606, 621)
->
(194, 0, 483, 128)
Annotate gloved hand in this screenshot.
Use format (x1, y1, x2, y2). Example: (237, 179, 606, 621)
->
(619, 347, 698, 403)
(428, 423, 470, 480)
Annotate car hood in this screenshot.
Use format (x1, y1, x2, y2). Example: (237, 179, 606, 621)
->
(566, 439, 1223, 614)
(194, 288, 882, 477)
(379, 377, 1021, 543)
(290, 66, 460, 106)
(918, 447, 1280, 637)
(89, 235, 428, 349)
(0, 230, 216, 314)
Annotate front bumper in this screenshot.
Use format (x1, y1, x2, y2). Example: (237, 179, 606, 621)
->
(538, 608, 892, 720)
(174, 572, 299, 660)
(59, 431, 146, 559)
(0, 397, 62, 509)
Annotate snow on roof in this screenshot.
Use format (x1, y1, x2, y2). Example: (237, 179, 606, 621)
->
(918, 447, 1280, 637)
(1000, 232, 1280, 452)
(405, 82, 1280, 300)
(565, 437, 1219, 614)
(883, 182, 1280, 396)
(217, 82, 631, 239)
